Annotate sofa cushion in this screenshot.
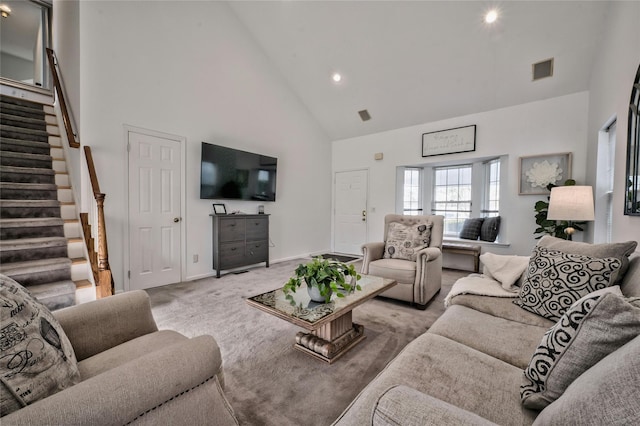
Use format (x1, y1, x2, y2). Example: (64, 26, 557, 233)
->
(383, 221, 432, 261)
(449, 294, 555, 328)
(373, 385, 497, 426)
(621, 255, 640, 297)
(459, 218, 484, 240)
(514, 246, 622, 321)
(78, 330, 188, 380)
(532, 335, 640, 425)
(521, 291, 640, 410)
(480, 216, 501, 242)
(429, 305, 548, 369)
(537, 235, 637, 284)
(369, 259, 417, 284)
(333, 333, 538, 426)
(0, 274, 80, 416)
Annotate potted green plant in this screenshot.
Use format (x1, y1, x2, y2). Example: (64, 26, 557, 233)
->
(533, 179, 586, 239)
(283, 256, 362, 304)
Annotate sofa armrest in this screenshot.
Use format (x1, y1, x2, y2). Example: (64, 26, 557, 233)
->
(53, 290, 158, 361)
(2, 335, 238, 426)
(361, 242, 385, 274)
(372, 385, 497, 426)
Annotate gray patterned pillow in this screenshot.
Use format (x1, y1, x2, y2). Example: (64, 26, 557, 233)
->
(521, 291, 640, 410)
(384, 221, 432, 261)
(459, 218, 484, 240)
(480, 216, 501, 242)
(514, 246, 622, 321)
(1, 274, 80, 416)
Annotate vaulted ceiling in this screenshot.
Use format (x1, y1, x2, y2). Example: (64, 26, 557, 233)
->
(229, 1, 610, 141)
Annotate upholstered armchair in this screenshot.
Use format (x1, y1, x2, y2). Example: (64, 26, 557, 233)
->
(361, 214, 444, 309)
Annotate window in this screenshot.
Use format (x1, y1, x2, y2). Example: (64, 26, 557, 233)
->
(432, 165, 472, 235)
(403, 168, 422, 215)
(483, 158, 500, 217)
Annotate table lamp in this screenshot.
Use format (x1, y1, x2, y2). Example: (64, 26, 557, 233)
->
(547, 186, 595, 240)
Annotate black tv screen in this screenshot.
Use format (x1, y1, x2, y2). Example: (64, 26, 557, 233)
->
(200, 142, 277, 201)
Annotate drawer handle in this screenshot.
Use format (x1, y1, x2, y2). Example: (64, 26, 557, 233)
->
(230, 224, 236, 227)
(230, 247, 237, 251)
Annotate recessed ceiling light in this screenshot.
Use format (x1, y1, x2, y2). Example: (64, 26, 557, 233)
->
(331, 72, 342, 83)
(0, 4, 11, 18)
(485, 9, 498, 24)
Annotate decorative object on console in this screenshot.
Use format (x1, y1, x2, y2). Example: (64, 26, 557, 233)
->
(514, 246, 622, 321)
(519, 152, 572, 195)
(546, 185, 594, 240)
(521, 290, 640, 410)
(459, 218, 484, 240)
(421, 125, 476, 157)
(283, 256, 361, 304)
(213, 203, 227, 215)
(624, 62, 640, 215)
(0, 274, 80, 416)
(383, 220, 433, 261)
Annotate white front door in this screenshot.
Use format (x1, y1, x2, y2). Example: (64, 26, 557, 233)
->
(128, 130, 182, 290)
(334, 169, 368, 254)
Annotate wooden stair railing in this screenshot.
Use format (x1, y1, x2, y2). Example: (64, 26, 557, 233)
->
(46, 47, 113, 298)
(46, 48, 80, 148)
(83, 146, 114, 298)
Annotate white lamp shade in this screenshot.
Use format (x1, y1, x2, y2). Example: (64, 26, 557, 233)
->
(547, 186, 595, 221)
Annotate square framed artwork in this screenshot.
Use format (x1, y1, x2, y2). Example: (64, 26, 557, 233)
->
(519, 152, 572, 195)
(213, 203, 227, 215)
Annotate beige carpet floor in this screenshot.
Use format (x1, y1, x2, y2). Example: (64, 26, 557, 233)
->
(146, 260, 469, 426)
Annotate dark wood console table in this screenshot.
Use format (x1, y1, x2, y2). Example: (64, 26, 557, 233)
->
(211, 214, 269, 278)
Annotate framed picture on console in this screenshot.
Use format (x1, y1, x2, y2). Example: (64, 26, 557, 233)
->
(213, 203, 227, 215)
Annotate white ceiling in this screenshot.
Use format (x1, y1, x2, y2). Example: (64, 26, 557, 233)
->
(228, 1, 610, 141)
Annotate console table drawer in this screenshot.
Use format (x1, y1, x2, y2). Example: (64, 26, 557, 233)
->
(219, 218, 246, 242)
(246, 240, 268, 263)
(218, 241, 246, 267)
(245, 218, 269, 240)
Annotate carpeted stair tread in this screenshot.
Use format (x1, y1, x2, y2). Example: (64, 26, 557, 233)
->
(0, 102, 45, 120)
(0, 112, 47, 131)
(0, 236, 68, 264)
(0, 257, 72, 274)
(0, 123, 49, 140)
(1, 199, 60, 208)
(0, 95, 46, 110)
(0, 150, 52, 168)
(24, 280, 76, 311)
(0, 217, 65, 239)
(0, 137, 52, 155)
(0, 236, 67, 248)
(0, 165, 55, 184)
(0, 182, 59, 200)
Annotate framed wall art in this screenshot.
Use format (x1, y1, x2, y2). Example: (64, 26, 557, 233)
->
(422, 125, 476, 157)
(519, 152, 572, 195)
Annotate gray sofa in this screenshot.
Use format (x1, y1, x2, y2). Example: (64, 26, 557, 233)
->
(2, 290, 239, 425)
(334, 250, 640, 425)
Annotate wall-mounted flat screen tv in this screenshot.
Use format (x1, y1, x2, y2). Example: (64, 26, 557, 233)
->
(200, 142, 277, 201)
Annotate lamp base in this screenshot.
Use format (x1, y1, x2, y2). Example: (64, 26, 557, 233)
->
(564, 226, 575, 241)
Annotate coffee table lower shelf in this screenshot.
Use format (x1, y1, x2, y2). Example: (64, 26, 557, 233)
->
(294, 322, 365, 364)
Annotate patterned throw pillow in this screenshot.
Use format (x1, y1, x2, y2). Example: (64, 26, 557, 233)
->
(384, 221, 433, 261)
(514, 246, 622, 321)
(480, 216, 501, 242)
(521, 291, 640, 410)
(459, 218, 484, 240)
(0, 274, 80, 416)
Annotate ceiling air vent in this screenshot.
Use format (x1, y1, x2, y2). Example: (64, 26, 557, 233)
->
(532, 58, 554, 81)
(358, 109, 371, 121)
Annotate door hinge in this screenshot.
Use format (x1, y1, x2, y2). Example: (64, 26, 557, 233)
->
(128, 270, 130, 279)
(127, 142, 131, 152)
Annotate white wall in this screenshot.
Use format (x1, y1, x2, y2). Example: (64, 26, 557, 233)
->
(586, 1, 640, 245)
(332, 92, 590, 257)
(75, 1, 332, 290)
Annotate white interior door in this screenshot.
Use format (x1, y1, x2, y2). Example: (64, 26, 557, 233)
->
(334, 169, 368, 254)
(128, 130, 182, 290)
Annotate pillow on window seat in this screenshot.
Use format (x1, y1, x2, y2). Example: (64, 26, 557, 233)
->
(459, 218, 484, 240)
(480, 216, 501, 242)
(0, 274, 80, 416)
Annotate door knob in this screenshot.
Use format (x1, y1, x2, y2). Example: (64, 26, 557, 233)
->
(173, 217, 181, 223)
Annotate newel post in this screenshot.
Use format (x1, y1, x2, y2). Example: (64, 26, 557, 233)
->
(95, 193, 113, 297)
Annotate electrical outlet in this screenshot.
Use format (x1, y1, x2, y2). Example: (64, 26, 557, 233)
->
(193, 254, 199, 263)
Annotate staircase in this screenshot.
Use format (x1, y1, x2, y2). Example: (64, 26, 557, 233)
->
(0, 95, 91, 310)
